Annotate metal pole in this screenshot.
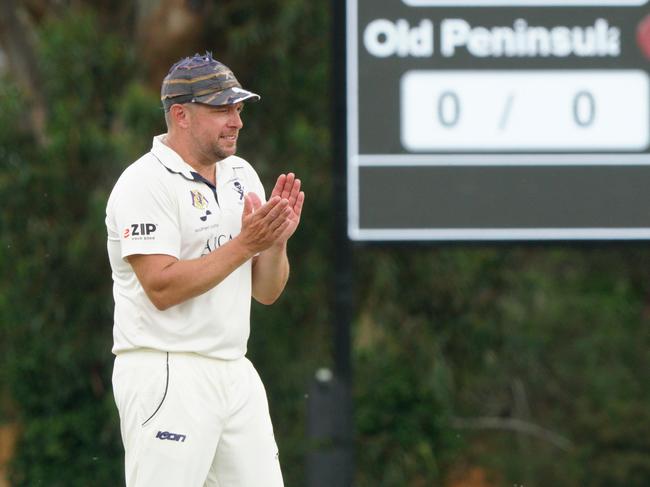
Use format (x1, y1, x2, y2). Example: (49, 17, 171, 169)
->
(306, 1, 354, 485)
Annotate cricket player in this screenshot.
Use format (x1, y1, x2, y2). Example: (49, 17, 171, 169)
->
(105, 53, 304, 486)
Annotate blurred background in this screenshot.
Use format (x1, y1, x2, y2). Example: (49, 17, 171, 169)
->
(0, 0, 649, 486)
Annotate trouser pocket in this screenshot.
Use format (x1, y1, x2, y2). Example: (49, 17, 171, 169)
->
(113, 351, 170, 428)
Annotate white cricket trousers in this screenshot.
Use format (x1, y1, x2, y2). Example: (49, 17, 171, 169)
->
(112, 349, 284, 487)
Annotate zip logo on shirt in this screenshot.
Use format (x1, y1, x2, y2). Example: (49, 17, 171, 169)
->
(156, 430, 187, 443)
(123, 223, 157, 239)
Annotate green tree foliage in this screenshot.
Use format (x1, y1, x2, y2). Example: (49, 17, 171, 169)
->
(0, 3, 332, 485)
(0, 10, 142, 485)
(1, 3, 649, 487)
(354, 247, 650, 486)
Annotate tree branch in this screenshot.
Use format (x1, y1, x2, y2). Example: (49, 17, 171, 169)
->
(450, 416, 574, 452)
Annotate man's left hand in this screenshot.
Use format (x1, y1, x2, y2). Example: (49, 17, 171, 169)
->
(270, 173, 304, 244)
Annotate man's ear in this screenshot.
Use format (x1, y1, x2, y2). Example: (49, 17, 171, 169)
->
(170, 104, 191, 129)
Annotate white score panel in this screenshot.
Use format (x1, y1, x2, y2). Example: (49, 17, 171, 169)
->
(401, 70, 650, 152)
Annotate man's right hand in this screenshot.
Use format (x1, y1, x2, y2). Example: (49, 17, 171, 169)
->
(128, 193, 291, 311)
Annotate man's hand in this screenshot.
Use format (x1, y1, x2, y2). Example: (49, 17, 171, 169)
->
(238, 193, 292, 255)
(269, 173, 304, 244)
(249, 173, 304, 304)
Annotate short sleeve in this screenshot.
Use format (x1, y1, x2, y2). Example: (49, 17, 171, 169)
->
(108, 163, 181, 260)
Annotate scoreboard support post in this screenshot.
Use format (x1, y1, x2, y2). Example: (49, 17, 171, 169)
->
(307, 1, 355, 486)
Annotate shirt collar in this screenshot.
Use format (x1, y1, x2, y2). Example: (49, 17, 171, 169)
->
(150, 134, 196, 180)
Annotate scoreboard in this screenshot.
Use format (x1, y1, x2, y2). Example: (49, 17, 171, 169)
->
(346, 0, 650, 241)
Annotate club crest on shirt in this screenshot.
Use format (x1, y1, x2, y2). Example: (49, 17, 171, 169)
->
(190, 190, 209, 209)
(232, 181, 245, 200)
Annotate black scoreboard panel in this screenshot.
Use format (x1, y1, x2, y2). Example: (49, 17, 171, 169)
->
(346, 0, 650, 241)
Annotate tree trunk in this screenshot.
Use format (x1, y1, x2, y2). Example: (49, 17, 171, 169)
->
(135, 0, 209, 89)
(0, 0, 47, 145)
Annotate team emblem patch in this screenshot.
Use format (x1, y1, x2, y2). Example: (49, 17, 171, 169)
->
(190, 190, 208, 209)
(232, 181, 245, 200)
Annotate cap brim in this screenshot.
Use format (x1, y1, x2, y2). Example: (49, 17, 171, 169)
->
(196, 87, 260, 106)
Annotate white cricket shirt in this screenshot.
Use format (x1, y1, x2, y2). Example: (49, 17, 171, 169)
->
(106, 135, 265, 359)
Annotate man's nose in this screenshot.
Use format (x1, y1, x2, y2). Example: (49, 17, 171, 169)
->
(229, 108, 243, 128)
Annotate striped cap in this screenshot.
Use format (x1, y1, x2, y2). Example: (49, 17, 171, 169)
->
(161, 53, 260, 111)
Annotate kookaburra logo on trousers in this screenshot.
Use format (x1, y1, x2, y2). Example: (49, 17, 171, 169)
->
(156, 430, 187, 442)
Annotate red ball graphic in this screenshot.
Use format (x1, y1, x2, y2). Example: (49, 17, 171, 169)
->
(637, 14, 650, 60)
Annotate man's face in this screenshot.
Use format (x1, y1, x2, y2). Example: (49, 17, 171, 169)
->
(186, 102, 244, 162)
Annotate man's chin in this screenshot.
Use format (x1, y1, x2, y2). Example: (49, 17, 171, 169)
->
(215, 145, 237, 160)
